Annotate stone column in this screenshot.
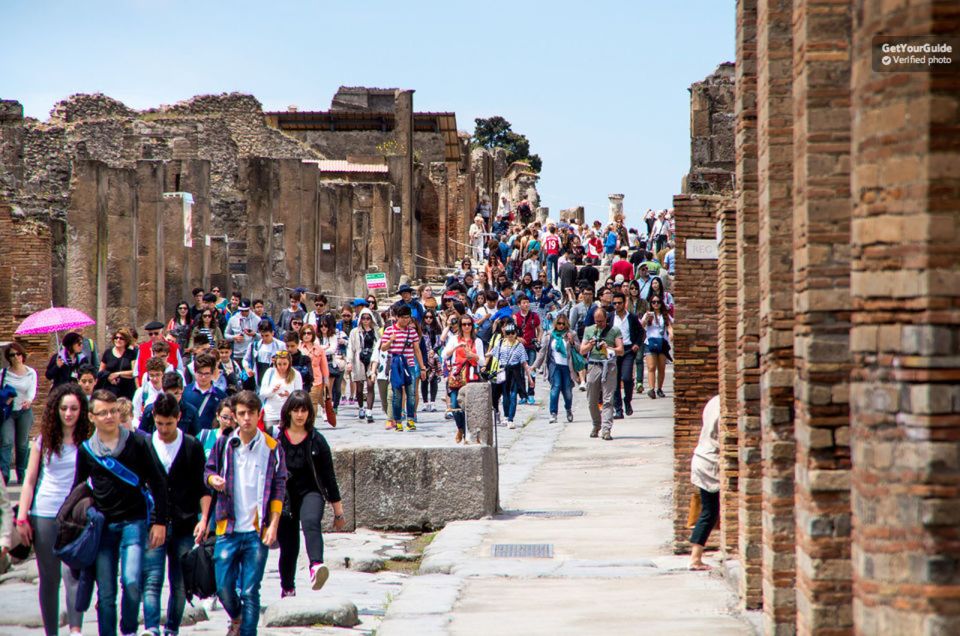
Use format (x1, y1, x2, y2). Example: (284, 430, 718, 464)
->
(850, 3, 960, 634)
(735, 0, 763, 611)
(608, 193, 624, 224)
(394, 90, 415, 278)
(792, 1, 853, 634)
(716, 200, 740, 555)
(757, 0, 796, 632)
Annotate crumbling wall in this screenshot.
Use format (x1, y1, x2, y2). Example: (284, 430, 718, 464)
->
(683, 63, 735, 195)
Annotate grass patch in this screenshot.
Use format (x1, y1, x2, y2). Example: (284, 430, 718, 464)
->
(381, 531, 438, 574)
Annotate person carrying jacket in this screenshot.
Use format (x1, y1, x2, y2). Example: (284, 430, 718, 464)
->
(610, 291, 643, 418)
(204, 390, 286, 636)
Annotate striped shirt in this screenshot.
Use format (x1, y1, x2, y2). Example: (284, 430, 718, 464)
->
(489, 340, 528, 367)
(382, 325, 420, 367)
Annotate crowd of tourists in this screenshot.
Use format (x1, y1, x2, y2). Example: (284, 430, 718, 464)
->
(0, 200, 678, 635)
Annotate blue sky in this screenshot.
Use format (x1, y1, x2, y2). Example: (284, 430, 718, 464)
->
(6, 0, 734, 226)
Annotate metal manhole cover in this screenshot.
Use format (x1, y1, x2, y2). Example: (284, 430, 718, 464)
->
(521, 510, 585, 518)
(491, 543, 554, 558)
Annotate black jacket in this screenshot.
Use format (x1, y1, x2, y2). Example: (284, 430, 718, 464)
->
(146, 433, 210, 536)
(45, 351, 88, 387)
(612, 311, 643, 351)
(139, 400, 201, 437)
(73, 433, 168, 526)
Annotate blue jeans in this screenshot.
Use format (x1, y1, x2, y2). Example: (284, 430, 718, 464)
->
(502, 367, 521, 421)
(142, 529, 194, 635)
(215, 531, 269, 636)
(449, 388, 465, 433)
(546, 254, 559, 286)
(95, 520, 146, 636)
(549, 364, 573, 415)
(0, 408, 33, 483)
(391, 378, 416, 423)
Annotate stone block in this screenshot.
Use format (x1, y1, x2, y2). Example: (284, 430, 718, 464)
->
(263, 596, 360, 628)
(323, 449, 355, 532)
(459, 381, 493, 445)
(354, 446, 497, 530)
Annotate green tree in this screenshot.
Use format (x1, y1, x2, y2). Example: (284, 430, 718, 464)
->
(472, 116, 542, 172)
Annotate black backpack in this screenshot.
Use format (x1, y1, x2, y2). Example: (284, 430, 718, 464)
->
(180, 536, 217, 602)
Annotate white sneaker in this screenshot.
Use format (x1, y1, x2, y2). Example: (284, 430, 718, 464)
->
(578, 382, 587, 392)
(310, 562, 329, 591)
(549, 415, 558, 423)
(507, 420, 516, 429)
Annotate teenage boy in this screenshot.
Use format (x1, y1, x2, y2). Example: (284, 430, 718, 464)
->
(139, 373, 200, 437)
(132, 357, 168, 428)
(276, 292, 306, 340)
(182, 353, 226, 430)
(142, 393, 210, 636)
(380, 306, 424, 432)
(513, 296, 542, 405)
(77, 365, 98, 400)
(242, 321, 286, 390)
(205, 391, 287, 636)
(75, 390, 168, 636)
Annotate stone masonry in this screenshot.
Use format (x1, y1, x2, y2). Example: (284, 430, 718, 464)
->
(672, 1, 960, 634)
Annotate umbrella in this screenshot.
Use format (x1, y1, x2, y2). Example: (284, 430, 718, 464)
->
(15, 307, 95, 336)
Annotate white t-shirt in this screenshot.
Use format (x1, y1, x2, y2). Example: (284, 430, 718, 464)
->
(31, 437, 78, 518)
(152, 429, 183, 473)
(551, 336, 569, 366)
(232, 431, 269, 533)
(612, 312, 632, 347)
(645, 313, 669, 342)
(258, 367, 303, 422)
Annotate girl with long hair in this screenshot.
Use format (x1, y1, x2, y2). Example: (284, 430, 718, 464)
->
(298, 324, 329, 416)
(419, 310, 443, 413)
(641, 295, 674, 399)
(188, 309, 224, 355)
(16, 383, 92, 636)
(345, 309, 380, 423)
(274, 391, 345, 597)
(166, 302, 192, 351)
(442, 315, 484, 444)
(258, 350, 302, 427)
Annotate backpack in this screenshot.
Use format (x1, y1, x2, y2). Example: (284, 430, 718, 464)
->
(180, 537, 217, 602)
(0, 369, 17, 421)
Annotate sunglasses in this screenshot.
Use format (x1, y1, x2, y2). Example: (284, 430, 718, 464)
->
(651, 301, 661, 305)
(361, 315, 372, 320)
(461, 322, 474, 327)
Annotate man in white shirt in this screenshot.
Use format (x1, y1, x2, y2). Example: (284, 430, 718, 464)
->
(611, 292, 642, 418)
(224, 300, 261, 364)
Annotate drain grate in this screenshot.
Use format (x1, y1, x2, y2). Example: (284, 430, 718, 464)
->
(521, 510, 585, 518)
(491, 543, 555, 558)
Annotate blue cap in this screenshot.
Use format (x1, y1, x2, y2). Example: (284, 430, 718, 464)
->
(352, 298, 369, 307)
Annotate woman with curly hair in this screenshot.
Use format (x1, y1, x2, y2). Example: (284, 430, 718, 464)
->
(418, 310, 443, 412)
(16, 383, 92, 636)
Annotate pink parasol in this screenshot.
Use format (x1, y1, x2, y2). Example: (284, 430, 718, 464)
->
(15, 307, 95, 336)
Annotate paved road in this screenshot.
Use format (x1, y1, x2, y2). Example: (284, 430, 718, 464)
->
(380, 370, 754, 636)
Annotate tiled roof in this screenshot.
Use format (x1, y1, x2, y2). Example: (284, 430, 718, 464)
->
(306, 160, 389, 174)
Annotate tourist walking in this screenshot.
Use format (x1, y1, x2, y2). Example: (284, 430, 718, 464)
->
(16, 383, 90, 636)
(142, 393, 211, 636)
(188, 309, 225, 356)
(1, 343, 38, 484)
(166, 302, 193, 352)
(258, 350, 303, 428)
(345, 308, 380, 423)
(224, 300, 260, 365)
(242, 320, 286, 391)
(317, 315, 347, 411)
(442, 315, 484, 444)
(381, 306, 424, 432)
(642, 296, 673, 398)
(611, 292, 642, 418)
(77, 389, 169, 636)
(205, 391, 287, 636)
(96, 328, 137, 400)
(182, 352, 227, 430)
(513, 296, 541, 405)
(484, 321, 531, 429)
(689, 395, 721, 570)
(579, 308, 623, 440)
(419, 310, 443, 412)
(297, 323, 330, 414)
(532, 314, 580, 424)
(44, 332, 89, 387)
(273, 391, 345, 597)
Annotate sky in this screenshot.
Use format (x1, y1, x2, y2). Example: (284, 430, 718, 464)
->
(6, 0, 734, 227)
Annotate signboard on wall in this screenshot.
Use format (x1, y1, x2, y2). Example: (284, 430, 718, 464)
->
(163, 191, 195, 248)
(365, 272, 387, 290)
(686, 239, 719, 260)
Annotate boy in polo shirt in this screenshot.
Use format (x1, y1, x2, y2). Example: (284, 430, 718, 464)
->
(380, 306, 425, 431)
(182, 353, 226, 430)
(205, 391, 286, 636)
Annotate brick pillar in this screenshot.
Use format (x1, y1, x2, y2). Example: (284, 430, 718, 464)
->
(850, 3, 960, 634)
(757, 0, 796, 632)
(394, 90, 416, 279)
(792, 1, 854, 634)
(716, 200, 739, 555)
(735, 0, 763, 611)
(671, 194, 721, 551)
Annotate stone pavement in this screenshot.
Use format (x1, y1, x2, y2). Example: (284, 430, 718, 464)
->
(378, 370, 755, 636)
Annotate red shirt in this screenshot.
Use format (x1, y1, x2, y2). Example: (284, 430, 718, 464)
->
(136, 340, 181, 380)
(611, 259, 635, 281)
(513, 310, 541, 350)
(544, 234, 561, 256)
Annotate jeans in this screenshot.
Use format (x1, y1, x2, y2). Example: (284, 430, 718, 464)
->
(689, 488, 720, 546)
(277, 492, 326, 591)
(0, 408, 33, 483)
(449, 388, 465, 433)
(95, 519, 146, 636)
(32, 515, 83, 635)
(215, 531, 269, 636)
(516, 350, 535, 399)
(501, 366, 521, 421)
(613, 350, 637, 413)
(546, 253, 559, 286)
(142, 529, 194, 636)
(421, 375, 439, 402)
(330, 372, 343, 408)
(548, 364, 573, 416)
(391, 379, 416, 423)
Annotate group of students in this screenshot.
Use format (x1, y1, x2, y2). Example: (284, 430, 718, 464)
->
(3, 377, 343, 636)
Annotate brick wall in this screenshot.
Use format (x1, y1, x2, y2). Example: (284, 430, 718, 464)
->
(792, 1, 854, 633)
(0, 204, 54, 426)
(716, 200, 739, 555)
(757, 0, 797, 631)
(735, 0, 763, 611)
(849, 2, 960, 634)
(671, 194, 721, 552)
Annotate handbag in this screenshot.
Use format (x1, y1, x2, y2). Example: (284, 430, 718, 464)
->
(570, 347, 587, 373)
(646, 337, 667, 355)
(0, 369, 16, 421)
